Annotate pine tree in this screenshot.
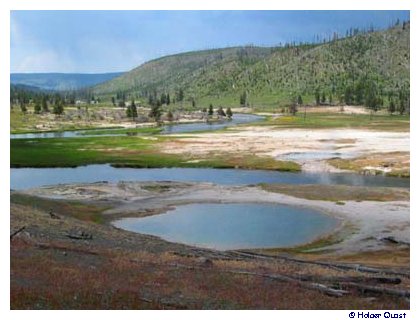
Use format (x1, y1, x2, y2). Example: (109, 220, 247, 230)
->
(131, 103, 138, 119)
(34, 101, 41, 114)
(148, 94, 154, 106)
(315, 89, 320, 105)
(126, 105, 132, 118)
(53, 99, 64, 115)
(355, 81, 365, 105)
(20, 102, 27, 114)
(364, 82, 381, 112)
(289, 96, 298, 115)
(149, 104, 161, 122)
(388, 97, 396, 115)
(127, 99, 137, 120)
(240, 91, 247, 106)
(289, 104, 297, 115)
(226, 107, 233, 118)
(217, 106, 226, 117)
(177, 89, 184, 102)
(161, 93, 167, 105)
(208, 104, 214, 116)
(344, 86, 353, 105)
(42, 96, 49, 112)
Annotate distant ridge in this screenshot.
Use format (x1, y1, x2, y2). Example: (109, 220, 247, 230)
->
(10, 72, 125, 91)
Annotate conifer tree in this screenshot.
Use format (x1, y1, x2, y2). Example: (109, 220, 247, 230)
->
(226, 107, 233, 118)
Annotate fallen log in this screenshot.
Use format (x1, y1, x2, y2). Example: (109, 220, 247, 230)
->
(137, 260, 408, 299)
(341, 282, 410, 298)
(232, 250, 410, 277)
(223, 269, 349, 297)
(10, 226, 26, 240)
(297, 275, 401, 285)
(168, 262, 348, 297)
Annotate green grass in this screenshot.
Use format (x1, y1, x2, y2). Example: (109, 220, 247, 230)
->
(10, 135, 301, 171)
(263, 112, 409, 131)
(11, 136, 176, 168)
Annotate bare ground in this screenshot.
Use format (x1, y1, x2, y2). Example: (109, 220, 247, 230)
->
(162, 127, 409, 174)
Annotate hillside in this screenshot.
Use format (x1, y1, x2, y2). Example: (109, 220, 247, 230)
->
(11, 72, 124, 91)
(93, 24, 409, 109)
(10, 83, 45, 93)
(93, 47, 274, 100)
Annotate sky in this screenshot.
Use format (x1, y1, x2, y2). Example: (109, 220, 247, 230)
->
(10, 10, 410, 74)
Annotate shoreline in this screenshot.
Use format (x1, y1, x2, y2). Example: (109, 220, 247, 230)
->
(19, 181, 410, 257)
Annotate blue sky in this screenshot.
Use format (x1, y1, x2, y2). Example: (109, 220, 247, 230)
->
(10, 10, 410, 73)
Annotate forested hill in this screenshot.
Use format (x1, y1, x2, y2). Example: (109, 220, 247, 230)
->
(93, 22, 410, 110)
(11, 72, 124, 91)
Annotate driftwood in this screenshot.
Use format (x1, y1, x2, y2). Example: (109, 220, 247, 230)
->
(10, 226, 26, 240)
(232, 251, 410, 277)
(341, 282, 410, 298)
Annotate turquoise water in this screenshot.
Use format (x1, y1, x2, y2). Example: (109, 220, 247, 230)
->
(112, 203, 339, 250)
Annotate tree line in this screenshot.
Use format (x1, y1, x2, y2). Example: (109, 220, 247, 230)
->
(10, 85, 68, 115)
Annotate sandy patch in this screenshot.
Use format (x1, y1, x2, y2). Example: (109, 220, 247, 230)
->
(161, 127, 409, 173)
